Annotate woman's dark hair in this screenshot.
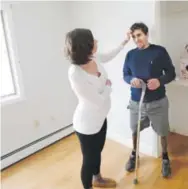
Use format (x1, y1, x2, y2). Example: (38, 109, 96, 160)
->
(130, 22, 149, 35)
(65, 28, 94, 65)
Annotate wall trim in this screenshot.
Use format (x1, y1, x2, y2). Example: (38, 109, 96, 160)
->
(170, 128, 188, 137)
(1, 124, 74, 170)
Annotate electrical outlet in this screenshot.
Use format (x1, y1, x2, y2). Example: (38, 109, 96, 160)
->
(34, 120, 40, 128)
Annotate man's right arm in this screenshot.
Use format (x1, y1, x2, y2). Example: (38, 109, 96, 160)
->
(123, 52, 133, 84)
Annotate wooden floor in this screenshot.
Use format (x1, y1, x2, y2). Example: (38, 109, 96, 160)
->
(1, 132, 188, 189)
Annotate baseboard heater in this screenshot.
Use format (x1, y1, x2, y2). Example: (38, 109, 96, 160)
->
(1, 124, 74, 170)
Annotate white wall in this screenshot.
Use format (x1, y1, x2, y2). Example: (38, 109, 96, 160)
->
(159, 1, 188, 136)
(1, 2, 77, 158)
(67, 1, 159, 156)
(160, 1, 188, 76)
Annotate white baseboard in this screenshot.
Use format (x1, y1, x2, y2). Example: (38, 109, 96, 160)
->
(171, 129, 188, 136)
(1, 126, 74, 170)
(107, 132, 154, 157)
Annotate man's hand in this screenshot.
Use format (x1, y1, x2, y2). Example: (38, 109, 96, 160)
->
(106, 79, 112, 86)
(130, 78, 142, 88)
(147, 79, 160, 90)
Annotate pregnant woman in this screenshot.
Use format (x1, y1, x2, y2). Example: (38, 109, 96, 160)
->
(65, 28, 130, 189)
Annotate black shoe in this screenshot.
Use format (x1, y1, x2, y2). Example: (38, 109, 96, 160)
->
(162, 159, 171, 178)
(125, 154, 136, 172)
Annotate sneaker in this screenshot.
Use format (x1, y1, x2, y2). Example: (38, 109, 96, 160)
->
(125, 154, 136, 172)
(92, 177, 116, 188)
(162, 159, 171, 178)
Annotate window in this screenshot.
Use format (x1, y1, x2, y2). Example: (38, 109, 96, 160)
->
(0, 9, 19, 100)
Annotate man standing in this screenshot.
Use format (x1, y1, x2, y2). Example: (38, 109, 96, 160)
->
(123, 22, 176, 177)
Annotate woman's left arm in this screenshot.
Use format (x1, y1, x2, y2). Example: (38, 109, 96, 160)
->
(96, 32, 131, 63)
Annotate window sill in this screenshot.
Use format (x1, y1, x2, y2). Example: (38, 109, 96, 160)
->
(1, 94, 25, 107)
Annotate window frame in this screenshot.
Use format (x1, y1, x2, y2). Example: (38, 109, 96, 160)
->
(1, 3, 25, 106)
(1, 10, 17, 98)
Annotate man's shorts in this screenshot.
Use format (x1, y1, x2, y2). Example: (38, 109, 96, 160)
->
(128, 96, 170, 137)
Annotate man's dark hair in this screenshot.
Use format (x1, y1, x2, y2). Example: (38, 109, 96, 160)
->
(130, 22, 149, 35)
(65, 28, 94, 65)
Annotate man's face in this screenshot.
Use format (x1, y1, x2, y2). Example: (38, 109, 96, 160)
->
(131, 29, 149, 49)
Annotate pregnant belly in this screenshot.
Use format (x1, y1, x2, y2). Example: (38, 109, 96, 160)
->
(74, 99, 111, 120)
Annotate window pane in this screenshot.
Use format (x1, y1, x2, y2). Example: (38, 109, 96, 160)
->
(0, 11, 16, 98)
